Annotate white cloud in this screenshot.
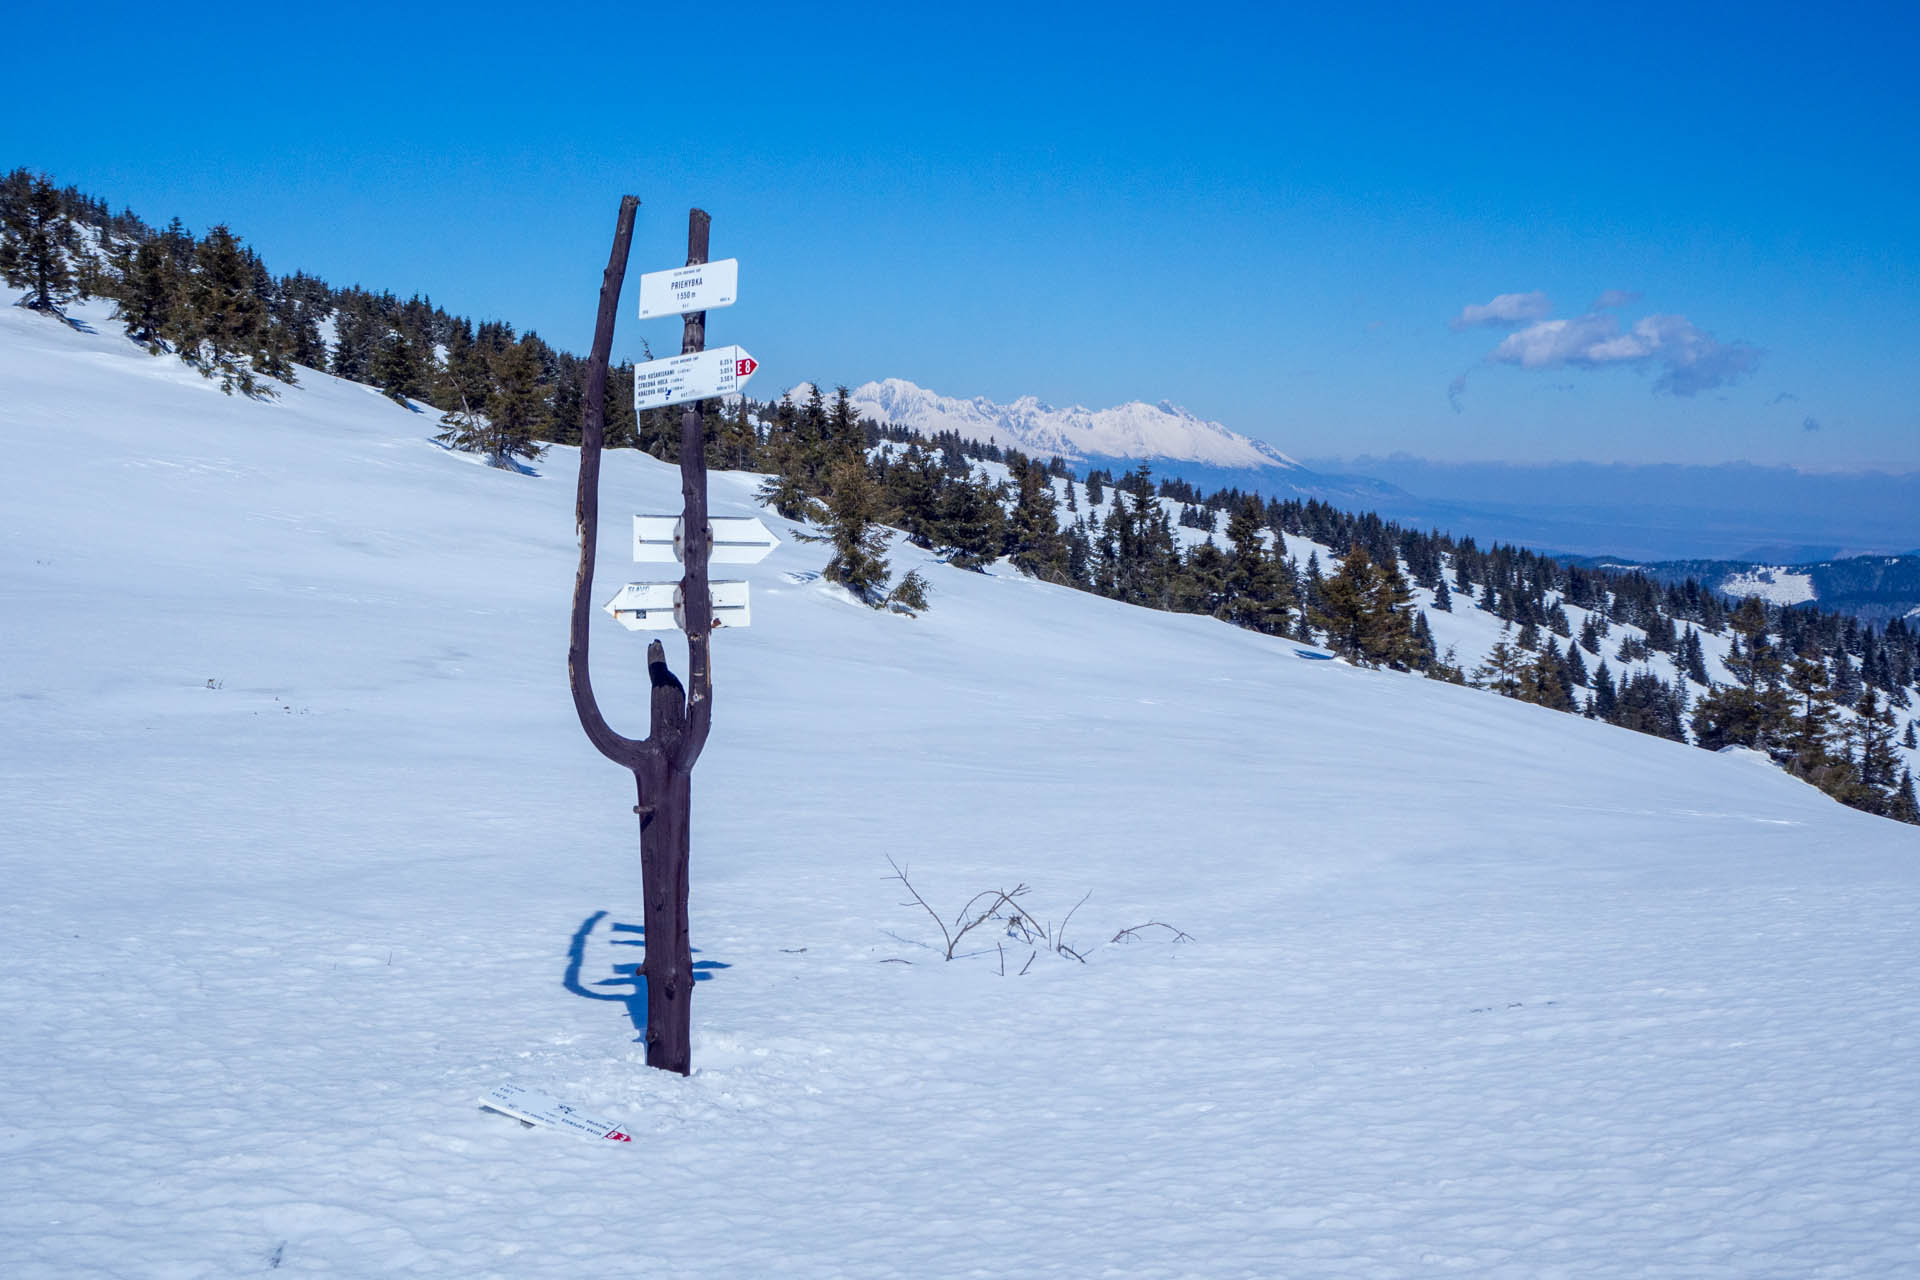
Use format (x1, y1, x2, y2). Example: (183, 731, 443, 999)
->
(1450, 291, 1552, 331)
(1487, 311, 1761, 397)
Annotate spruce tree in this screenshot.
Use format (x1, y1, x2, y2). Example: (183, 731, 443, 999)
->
(1566, 642, 1590, 688)
(373, 330, 423, 404)
(828, 386, 865, 455)
(1364, 552, 1423, 669)
(1005, 454, 1069, 582)
(1615, 672, 1688, 741)
(1222, 497, 1292, 635)
(1474, 636, 1526, 698)
(0, 173, 84, 314)
(1522, 650, 1575, 711)
(880, 443, 943, 547)
(1313, 546, 1419, 668)
(1591, 661, 1618, 719)
(1180, 539, 1231, 617)
(1579, 613, 1603, 655)
(1300, 552, 1325, 626)
(1411, 611, 1438, 668)
(117, 241, 174, 350)
(1831, 650, 1862, 705)
(818, 454, 892, 604)
(0, 173, 82, 312)
(1891, 770, 1920, 826)
(886, 568, 932, 615)
(175, 225, 269, 395)
(471, 337, 549, 468)
(1784, 646, 1841, 775)
(1854, 688, 1901, 792)
(937, 472, 1006, 570)
(1681, 627, 1711, 686)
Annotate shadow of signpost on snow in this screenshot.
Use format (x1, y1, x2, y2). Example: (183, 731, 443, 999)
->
(564, 910, 730, 1041)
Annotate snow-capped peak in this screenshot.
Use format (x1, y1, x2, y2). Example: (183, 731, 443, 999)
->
(804, 378, 1299, 471)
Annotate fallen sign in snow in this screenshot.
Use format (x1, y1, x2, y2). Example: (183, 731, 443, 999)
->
(479, 1084, 632, 1142)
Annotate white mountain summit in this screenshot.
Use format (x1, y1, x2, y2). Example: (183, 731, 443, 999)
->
(835, 378, 1302, 471)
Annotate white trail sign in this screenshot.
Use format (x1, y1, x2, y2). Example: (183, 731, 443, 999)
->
(632, 346, 758, 411)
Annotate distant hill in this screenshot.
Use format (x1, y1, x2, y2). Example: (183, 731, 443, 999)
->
(1567, 553, 1920, 623)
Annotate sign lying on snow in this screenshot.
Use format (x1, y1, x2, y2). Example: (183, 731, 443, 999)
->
(479, 1083, 631, 1142)
(632, 345, 758, 411)
(636, 258, 738, 319)
(633, 514, 780, 566)
(604, 580, 752, 631)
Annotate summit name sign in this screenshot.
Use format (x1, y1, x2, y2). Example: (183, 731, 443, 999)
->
(631, 345, 759, 411)
(636, 257, 738, 319)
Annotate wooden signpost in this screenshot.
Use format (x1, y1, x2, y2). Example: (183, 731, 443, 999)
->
(568, 198, 760, 1075)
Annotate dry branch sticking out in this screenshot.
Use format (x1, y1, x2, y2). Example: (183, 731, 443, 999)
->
(1111, 922, 1195, 945)
(887, 858, 1119, 969)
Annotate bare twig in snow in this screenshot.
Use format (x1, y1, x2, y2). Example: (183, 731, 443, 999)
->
(886, 856, 956, 959)
(1111, 921, 1194, 944)
(1056, 890, 1092, 963)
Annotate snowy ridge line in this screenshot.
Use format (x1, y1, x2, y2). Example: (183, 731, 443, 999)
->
(792, 377, 1302, 470)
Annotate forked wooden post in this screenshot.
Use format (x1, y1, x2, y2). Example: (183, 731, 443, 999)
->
(568, 197, 716, 1075)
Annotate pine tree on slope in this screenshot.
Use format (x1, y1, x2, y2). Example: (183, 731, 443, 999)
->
(0, 173, 83, 312)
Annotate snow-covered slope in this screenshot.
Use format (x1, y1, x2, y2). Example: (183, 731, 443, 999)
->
(847, 376, 1301, 471)
(5, 304, 1920, 1277)
(1719, 566, 1818, 606)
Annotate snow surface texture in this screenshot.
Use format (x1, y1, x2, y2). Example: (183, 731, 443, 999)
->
(4, 302, 1920, 1278)
(843, 376, 1300, 470)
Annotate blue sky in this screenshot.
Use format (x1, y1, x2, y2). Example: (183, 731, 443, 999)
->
(7, 1, 1916, 469)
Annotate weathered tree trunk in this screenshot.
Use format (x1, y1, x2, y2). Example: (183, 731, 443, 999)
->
(568, 197, 718, 1076)
(636, 757, 693, 1070)
(674, 209, 715, 773)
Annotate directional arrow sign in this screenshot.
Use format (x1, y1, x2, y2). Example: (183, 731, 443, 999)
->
(632, 345, 758, 412)
(633, 515, 781, 565)
(637, 258, 738, 319)
(603, 581, 679, 630)
(604, 581, 754, 631)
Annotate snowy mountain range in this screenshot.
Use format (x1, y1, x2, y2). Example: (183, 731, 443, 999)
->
(793, 378, 1403, 506)
(845, 378, 1301, 472)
